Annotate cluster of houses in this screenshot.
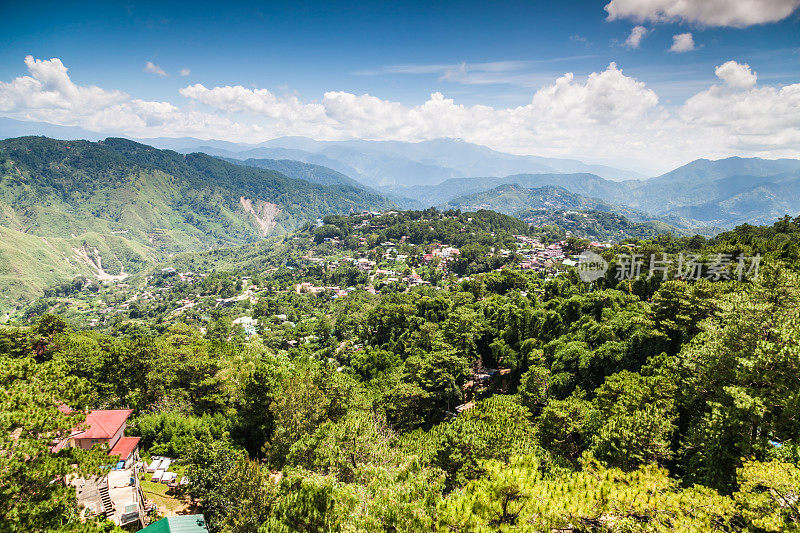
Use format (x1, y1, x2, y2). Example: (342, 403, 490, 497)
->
(514, 235, 612, 272)
(52, 408, 205, 530)
(421, 245, 461, 267)
(512, 235, 562, 271)
(295, 282, 354, 298)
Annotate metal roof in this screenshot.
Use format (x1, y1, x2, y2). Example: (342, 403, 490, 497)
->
(76, 409, 133, 439)
(140, 515, 209, 533)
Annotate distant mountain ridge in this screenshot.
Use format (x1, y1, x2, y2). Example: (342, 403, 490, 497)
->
(139, 135, 646, 186)
(401, 157, 800, 228)
(220, 157, 366, 188)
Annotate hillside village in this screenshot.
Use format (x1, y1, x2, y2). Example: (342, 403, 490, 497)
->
(19, 210, 617, 335)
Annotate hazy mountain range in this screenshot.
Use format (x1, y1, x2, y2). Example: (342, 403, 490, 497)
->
(132, 133, 800, 228)
(153, 136, 647, 186)
(2, 117, 798, 228)
(1, 130, 800, 315)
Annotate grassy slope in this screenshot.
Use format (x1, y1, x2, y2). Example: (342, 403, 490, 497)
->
(0, 226, 154, 316)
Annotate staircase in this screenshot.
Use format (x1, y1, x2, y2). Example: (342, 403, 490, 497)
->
(98, 483, 114, 516)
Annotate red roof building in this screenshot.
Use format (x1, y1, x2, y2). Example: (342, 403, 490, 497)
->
(53, 409, 139, 465)
(74, 409, 133, 449)
(108, 436, 141, 461)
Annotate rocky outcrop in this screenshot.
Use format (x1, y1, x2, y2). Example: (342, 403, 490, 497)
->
(71, 243, 127, 281)
(240, 197, 280, 236)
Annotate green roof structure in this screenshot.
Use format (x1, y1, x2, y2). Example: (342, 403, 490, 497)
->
(139, 514, 208, 533)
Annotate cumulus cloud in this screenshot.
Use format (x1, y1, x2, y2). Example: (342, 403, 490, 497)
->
(669, 33, 696, 52)
(682, 60, 798, 149)
(605, 0, 800, 27)
(179, 84, 327, 123)
(144, 61, 167, 77)
(0, 56, 250, 138)
(682, 69, 800, 151)
(715, 61, 758, 89)
(2, 56, 800, 170)
(179, 68, 191, 77)
(624, 26, 650, 48)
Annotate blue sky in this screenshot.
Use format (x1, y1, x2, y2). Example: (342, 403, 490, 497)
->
(1, 0, 799, 170)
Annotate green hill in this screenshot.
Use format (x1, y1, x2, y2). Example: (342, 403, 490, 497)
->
(517, 209, 692, 241)
(0, 136, 393, 314)
(444, 184, 618, 215)
(445, 184, 691, 240)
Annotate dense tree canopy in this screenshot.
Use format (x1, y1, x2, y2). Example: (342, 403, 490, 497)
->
(3, 215, 800, 531)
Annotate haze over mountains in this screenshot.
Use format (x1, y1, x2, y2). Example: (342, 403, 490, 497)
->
(154, 136, 647, 186)
(2, 116, 799, 229)
(1, 130, 800, 315)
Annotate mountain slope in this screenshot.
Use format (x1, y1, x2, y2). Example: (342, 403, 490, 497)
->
(222, 157, 368, 188)
(0, 136, 393, 312)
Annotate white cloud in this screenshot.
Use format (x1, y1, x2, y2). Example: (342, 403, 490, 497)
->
(0, 56, 250, 139)
(682, 75, 800, 151)
(624, 26, 650, 48)
(669, 33, 696, 52)
(605, 0, 800, 27)
(2, 56, 800, 171)
(714, 60, 758, 89)
(144, 61, 167, 77)
(179, 68, 191, 77)
(179, 84, 327, 123)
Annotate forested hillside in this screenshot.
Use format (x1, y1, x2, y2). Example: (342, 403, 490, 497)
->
(3, 212, 800, 532)
(221, 157, 367, 188)
(443, 184, 612, 213)
(0, 136, 392, 314)
(518, 209, 692, 240)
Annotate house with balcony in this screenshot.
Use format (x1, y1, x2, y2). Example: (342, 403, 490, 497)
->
(54, 408, 146, 528)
